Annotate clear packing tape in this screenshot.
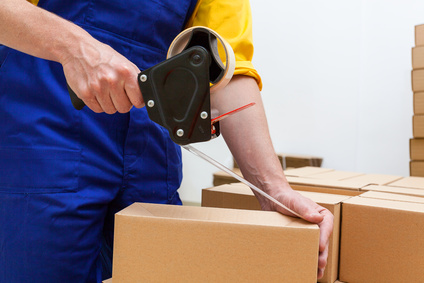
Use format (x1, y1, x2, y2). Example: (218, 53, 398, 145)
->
(183, 145, 303, 220)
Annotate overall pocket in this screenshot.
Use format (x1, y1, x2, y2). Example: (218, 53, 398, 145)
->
(0, 147, 81, 193)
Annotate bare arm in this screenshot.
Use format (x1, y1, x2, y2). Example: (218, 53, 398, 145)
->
(212, 75, 334, 279)
(0, 0, 143, 113)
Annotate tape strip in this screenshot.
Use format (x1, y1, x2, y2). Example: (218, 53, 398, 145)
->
(167, 26, 236, 93)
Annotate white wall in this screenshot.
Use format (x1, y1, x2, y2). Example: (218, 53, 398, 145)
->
(178, 0, 424, 204)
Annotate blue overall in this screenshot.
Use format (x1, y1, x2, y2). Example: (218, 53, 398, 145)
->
(0, 0, 197, 282)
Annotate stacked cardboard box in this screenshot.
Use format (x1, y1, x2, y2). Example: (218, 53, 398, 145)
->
(111, 202, 320, 282)
(284, 167, 401, 196)
(411, 24, 424, 176)
(202, 183, 350, 283)
(281, 153, 323, 169)
(339, 191, 424, 282)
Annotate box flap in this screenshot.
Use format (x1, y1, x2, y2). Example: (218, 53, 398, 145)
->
(342, 174, 403, 186)
(213, 168, 242, 177)
(297, 190, 352, 205)
(364, 185, 424, 198)
(343, 195, 424, 212)
(284, 166, 334, 177)
(387, 176, 424, 190)
(209, 182, 352, 205)
(305, 170, 364, 181)
(287, 176, 366, 190)
(210, 183, 255, 196)
(360, 190, 424, 204)
(117, 203, 317, 229)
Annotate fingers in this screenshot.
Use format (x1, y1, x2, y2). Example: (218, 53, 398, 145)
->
(63, 42, 143, 114)
(317, 243, 329, 279)
(318, 208, 334, 252)
(270, 190, 334, 279)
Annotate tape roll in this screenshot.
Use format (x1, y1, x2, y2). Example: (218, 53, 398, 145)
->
(167, 26, 236, 93)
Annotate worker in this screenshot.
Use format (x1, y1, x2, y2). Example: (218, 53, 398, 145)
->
(0, 0, 333, 282)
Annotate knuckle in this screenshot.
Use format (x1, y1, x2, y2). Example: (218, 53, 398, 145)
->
(88, 81, 101, 95)
(105, 108, 117, 115)
(132, 98, 143, 108)
(116, 106, 131, 114)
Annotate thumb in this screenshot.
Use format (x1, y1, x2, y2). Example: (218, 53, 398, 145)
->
(275, 190, 324, 223)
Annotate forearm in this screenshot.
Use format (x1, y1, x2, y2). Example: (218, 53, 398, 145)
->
(0, 0, 93, 64)
(211, 75, 290, 195)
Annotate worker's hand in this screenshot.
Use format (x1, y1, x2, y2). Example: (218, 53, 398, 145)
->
(62, 40, 144, 114)
(257, 189, 334, 279)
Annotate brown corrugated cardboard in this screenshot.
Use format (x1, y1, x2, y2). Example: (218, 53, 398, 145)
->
(414, 92, 424, 114)
(410, 160, 424, 176)
(362, 184, 424, 198)
(341, 173, 402, 186)
(359, 190, 424, 203)
(412, 46, 424, 69)
(283, 154, 323, 169)
(286, 176, 365, 196)
(413, 115, 424, 137)
(212, 168, 242, 186)
(304, 170, 364, 181)
(412, 70, 424, 92)
(416, 24, 424, 46)
(113, 203, 319, 283)
(387, 176, 424, 189)
(284, 166, 334, 178)
(410, 138, 424, 160)
(339, 192, 424, 282)
(201, 183, 261, 210)
(201, 183, 351, 283)
(102, 279, 112, 283)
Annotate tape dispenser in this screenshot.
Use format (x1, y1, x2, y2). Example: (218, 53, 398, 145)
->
(138, 26, 235, 145)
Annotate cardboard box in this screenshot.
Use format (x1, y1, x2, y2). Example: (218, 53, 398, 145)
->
(339, 191, 424, 282)
(414, 92, 424, 114)
(416, 24, 424, 47)
(362, 184, 424, 198)
(102, 279, 112, 283)
(387, 176, 424, 189)
(201, 183, 351, 283)
(283, 154, 323, 169)
(341, 173, 402, 186)
(412, 70, 424, 92)
(212, 168, 242, 186)
(286, 176, 365, 196)
(410, 138, 424, 160)
(284, 166, 334, 178)
(304, 170, 364, 181)
(410, 160, 424, 177)
(202, 183, 261, 210)
(412, 46, 424, 69)
(113, 203, 319, 283)
(413, 115, 424, 137)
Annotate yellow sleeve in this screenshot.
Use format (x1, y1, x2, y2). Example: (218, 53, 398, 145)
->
(27, 0, 39, 5)
(186, 0, 262, 90)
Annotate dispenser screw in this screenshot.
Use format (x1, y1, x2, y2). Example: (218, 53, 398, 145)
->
(147, 100, 155, 107)
(176, 129, 184, 137)
(200, 111, 208, 119)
